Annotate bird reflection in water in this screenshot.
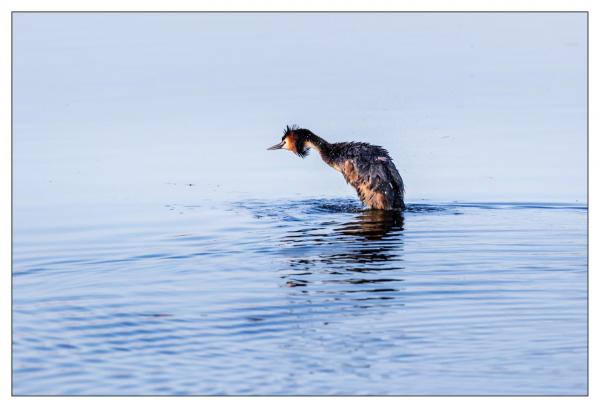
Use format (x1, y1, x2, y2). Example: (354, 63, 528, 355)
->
(280, 210, 405, 306)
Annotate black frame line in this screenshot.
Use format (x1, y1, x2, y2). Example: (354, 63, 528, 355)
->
(9, 10, 590, 397)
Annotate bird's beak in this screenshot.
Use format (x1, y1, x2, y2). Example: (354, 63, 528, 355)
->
(267, 141, 285, 150)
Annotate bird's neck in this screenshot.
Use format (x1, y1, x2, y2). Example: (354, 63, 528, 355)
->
(306, 135, 336, 168)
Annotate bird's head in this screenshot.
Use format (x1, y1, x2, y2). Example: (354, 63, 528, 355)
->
(267, 125, 313, 158)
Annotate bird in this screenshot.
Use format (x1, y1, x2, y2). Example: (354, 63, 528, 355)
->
(268, 125, 405, 211)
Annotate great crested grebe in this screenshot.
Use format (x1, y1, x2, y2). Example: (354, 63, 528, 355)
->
(268, 126, 405, 211)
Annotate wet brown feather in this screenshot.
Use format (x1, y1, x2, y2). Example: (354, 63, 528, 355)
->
(329, 142, 405, 210)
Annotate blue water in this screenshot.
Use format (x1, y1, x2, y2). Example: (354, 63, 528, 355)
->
(12, 197, 587, 395)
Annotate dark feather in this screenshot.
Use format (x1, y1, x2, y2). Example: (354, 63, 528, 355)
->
(326, 142, 405, 210)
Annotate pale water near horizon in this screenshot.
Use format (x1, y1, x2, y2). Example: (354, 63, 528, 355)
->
(12, 197, 587, 395)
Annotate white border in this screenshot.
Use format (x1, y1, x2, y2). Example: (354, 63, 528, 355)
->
(1, 1, 595, 407)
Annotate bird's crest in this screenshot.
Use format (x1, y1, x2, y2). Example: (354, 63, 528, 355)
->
(283, 124, 299, 136)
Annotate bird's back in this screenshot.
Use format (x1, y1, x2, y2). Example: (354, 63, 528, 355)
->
(330, 142, 405, 210)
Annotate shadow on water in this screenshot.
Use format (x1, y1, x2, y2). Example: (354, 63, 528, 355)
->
(336, 209, 405, 240)
(278, 208, 406, 308)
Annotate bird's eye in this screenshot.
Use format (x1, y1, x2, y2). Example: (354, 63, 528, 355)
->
(281, 136, 286, 141)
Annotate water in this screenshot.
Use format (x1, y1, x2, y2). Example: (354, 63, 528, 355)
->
(12, 11, 587, 396)
(12, 197, 587, 395)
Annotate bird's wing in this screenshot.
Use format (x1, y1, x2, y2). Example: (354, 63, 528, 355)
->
(342, 143, 403, 193)
(382, 158, 405, 196)
(357, 156, 403, 196)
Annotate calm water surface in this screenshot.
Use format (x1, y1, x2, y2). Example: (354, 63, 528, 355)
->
(13, 198, 587, 395)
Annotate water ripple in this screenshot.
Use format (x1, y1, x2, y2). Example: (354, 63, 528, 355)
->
(12, 199, 587, 395)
